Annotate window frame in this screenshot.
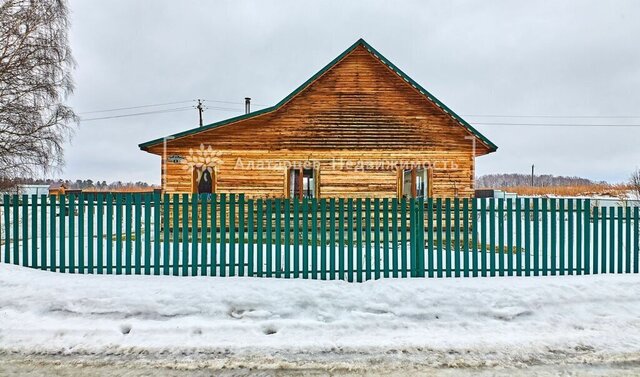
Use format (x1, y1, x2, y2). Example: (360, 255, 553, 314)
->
(286, 166, 320, 199)
(191, 167, 216, 194)
(398, 166, 431, 199)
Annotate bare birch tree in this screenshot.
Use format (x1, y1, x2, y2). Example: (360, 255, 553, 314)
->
(630, 168, 640, 200)
(0, 0, 77, 187)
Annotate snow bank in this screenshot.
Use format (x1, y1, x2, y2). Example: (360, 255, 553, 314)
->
(1, 264, 639, 369)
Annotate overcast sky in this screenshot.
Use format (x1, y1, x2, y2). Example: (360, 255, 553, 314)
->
(61, 0, 640, 184)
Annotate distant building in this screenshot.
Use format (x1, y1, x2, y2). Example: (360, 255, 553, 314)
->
(16, 184, 50, 196)
(48, 182, 68, 196)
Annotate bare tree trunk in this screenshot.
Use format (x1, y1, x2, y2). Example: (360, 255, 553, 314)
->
(630, 168, 640, 200)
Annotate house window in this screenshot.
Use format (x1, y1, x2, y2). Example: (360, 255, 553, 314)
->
(193, 168, 215, 194)
(289, 168, 316, 199)
(399, 167, 430, 198)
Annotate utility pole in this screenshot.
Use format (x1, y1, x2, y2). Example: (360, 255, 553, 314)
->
(196, 99, 204, 127)
(531, 164, 535, 186)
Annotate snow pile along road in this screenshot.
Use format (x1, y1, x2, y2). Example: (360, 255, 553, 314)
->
(0, 264, 640, 370)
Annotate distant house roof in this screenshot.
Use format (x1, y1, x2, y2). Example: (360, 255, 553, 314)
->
(139, 38, 497, 152)
(48, 182, 68, 190)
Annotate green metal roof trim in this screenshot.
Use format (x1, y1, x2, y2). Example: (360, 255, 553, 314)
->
(139, 38, 497, 151)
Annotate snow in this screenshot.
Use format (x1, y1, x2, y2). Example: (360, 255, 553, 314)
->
(1, 263, 640, 370)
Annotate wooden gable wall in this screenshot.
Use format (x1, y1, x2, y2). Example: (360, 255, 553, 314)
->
(147, 45, 490, 198)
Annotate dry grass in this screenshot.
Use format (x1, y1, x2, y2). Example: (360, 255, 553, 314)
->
(498, 184, 630, 198)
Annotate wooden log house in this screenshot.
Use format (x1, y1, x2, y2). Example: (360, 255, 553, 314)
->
(140, 39, 497, 199)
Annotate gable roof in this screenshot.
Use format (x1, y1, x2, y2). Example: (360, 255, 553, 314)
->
(139, 39, 497, 152)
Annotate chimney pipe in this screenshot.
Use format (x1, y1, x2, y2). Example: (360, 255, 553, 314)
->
(245, 97, 251, 114)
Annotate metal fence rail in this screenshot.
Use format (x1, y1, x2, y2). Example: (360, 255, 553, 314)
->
(1, 193, 639, 281)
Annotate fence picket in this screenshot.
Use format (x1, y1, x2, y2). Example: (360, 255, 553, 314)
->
(2, 195, 9, 263)
(239, 194, 245, 277)
(576, 200, 582, 275)
(125, 194, 132, 274)
(10, 196, 17, 264)
(524, 198, 531, 276)
(180, 194, 189, 276)
(427, 198, 434, 278)
(584, 199, 591, 275)
(162, 194, 169, 275)
(154, 192, 161, 276)
(266, 198, 273, 278)
(445, 198, 452, 278)
(592, 206, 599, 274)
(454, 198, 461, 278)
(106, 194, 113, 274)
(49, 195, 56, 271)
(634, 206, 639, 274)
(567, 199, 574, 275)
(357, 198, 363, 282)
(256, 198, 263, 277)
(330, 198, 337, 279)
(365, 198, 371, 281)
(559, 199, 565, 275)
(21, 195, 28, 267)
(515, 198, 522, 276)
(398, 198, 405, 278)
(59, 195, 66, 272)
(541, 199, 548, 276)
(338, 198, 345, 279)
(293, 198, 299, 278)
(497, 199, 504, 276)
(617, 206, 623, 273)
(391, 199, 398, 278)
(507, 198, 513, 276)
(321, 199, 327, 280)
(463, 198, 470, 277)
(480, 199, 487, 277)
(347, 198, 354, 282)
(550, 198, 556, 276)
(97, 194, 104, 274)
(609, 206, 615, 274)
(190, 194, 198, 276)
(219, 194, 227, 277)
(489, 198, 496, 277)
(248, 198, 255, 277)
(31, 195, 38, 269)
(116, 194, 124, 275)
(210, 194, 217, 276)
(312, 199, 318, 279)
(635, 207, 639, 274)
(229, 194, 236, 277)
(200, 194, 208, 276)
(625, 206, 631, 274)
(303, 198, 309, 279)
(41, 195, 48, 270)
(171, 194, 179, 276)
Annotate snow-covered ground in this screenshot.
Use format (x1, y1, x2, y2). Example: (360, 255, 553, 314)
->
(1, 264, 640, 373)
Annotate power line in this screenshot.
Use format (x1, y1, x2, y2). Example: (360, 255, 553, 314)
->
(472, 122, 640, 127)
(78, 100, 194, 115)
(80, 107, 193, 122)
(464, 114, 640, 119)
(202, 99, 268, 108)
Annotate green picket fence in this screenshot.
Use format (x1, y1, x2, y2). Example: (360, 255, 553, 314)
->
(1, 193, 639, 281)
